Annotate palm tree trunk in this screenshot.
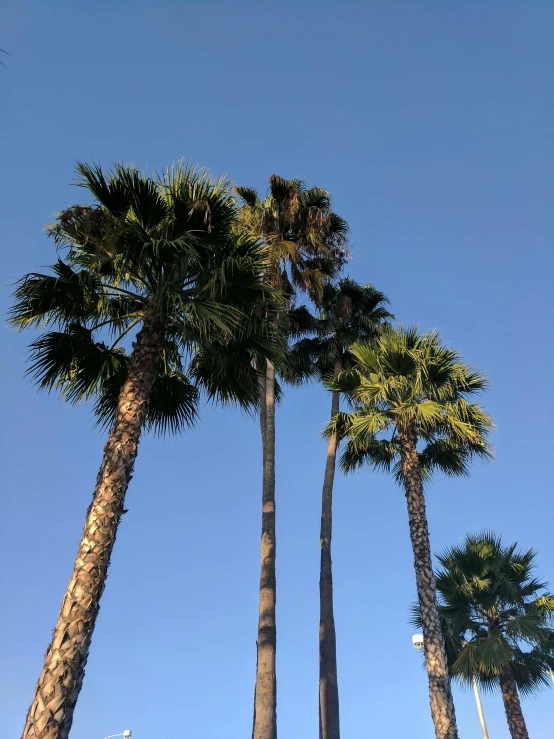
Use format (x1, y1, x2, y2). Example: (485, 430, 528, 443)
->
(499, 664, 529, 739)
(398, 429, 459, 739)
(319, 359, 342, 739)
(22, 317, 165, 739)
(253, 360, 277, 739)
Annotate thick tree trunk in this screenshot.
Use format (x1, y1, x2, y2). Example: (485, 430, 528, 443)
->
(399, 429, 459, 739)
(22, 317, 165, 739)
(319, 359, 342, 739)
(253, 360, 277, 739)
(499, 664, 529, 739)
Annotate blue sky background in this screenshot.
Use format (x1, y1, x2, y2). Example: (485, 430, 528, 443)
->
(1, 2, 553, 738)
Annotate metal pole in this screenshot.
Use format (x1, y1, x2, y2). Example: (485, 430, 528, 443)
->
(472, 676, 489, 739)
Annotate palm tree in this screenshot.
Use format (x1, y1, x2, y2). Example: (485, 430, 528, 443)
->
(293, 279, 392, 739)
(431, 532, 554, 739)
(10, 162, 270, 739)
(328, 326, 493, 739)
(235, 177, 349, 739)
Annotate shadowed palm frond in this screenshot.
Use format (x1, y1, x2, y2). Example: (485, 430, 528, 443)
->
(26, 325, 126, 403)
(234, 186, 260, 207)
(10, 260, 106, 330)
(92, 356, 199, 436)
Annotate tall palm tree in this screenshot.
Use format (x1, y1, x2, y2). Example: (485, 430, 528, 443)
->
(328, 326, 493, 739)
(10, 162, 270, 739)
(294, 279, 392, 739)
(430, 532, 554, 739)
(236, 177, 349, 739)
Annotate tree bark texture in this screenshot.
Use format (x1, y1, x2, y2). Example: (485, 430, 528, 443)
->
(253, 360, 277, 739)
(499, 664, 529, 739)
(399, 429, 459, 739)
(319, 359, 342, 739)
(22, 317, 165, 739)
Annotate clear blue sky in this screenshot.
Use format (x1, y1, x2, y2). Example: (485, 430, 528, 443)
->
(1, 2, 553, 738)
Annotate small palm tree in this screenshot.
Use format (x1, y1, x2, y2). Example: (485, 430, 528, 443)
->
(11, 162, 270, 739)
(432, 533, 554, 739)
(235, 177, 349, 739)
(294, 279, 392, 739)
(329, 326, 493, 739)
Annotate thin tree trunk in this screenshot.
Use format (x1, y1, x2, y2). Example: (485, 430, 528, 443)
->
(499, 664, 529, 739)
(398, 429, 459, 739)
(253, 360, 277, 739)
(319, 359, 342, 739)
(22, 317, 165, 739)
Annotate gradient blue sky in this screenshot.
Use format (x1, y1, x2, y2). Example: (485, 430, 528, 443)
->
(1, 2, 553, 738)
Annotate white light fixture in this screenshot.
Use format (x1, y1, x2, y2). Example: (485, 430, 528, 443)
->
(412, 633, 424, 651)
(104, 731, 131, 739)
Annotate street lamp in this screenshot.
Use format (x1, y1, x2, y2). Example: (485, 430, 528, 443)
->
(104, 731, 131, 739)
(411, 634, 489, 739)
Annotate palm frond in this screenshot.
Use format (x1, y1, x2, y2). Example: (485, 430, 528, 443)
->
(26, 325, 126, 403)
(234, 186, 259, 206)
(340, 436, 399, 474)
(10, 260, 104, 330)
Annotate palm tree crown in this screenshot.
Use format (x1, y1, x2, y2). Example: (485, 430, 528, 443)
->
(331, 325, 494, 479)
(293, 278, 393, 379)
(236, 175, 349, 300)
(433, 532, 554, 693)
(11, 162, 272, 428)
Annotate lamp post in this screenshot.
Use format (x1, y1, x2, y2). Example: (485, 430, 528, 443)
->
(104, 731, 131, 739)
(470, 676, 489, 739)
(411, 634, 489, 739)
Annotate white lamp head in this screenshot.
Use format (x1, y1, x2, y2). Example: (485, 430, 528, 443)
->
(412, 633, 424, 651)
(123, 732, 131, 739)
